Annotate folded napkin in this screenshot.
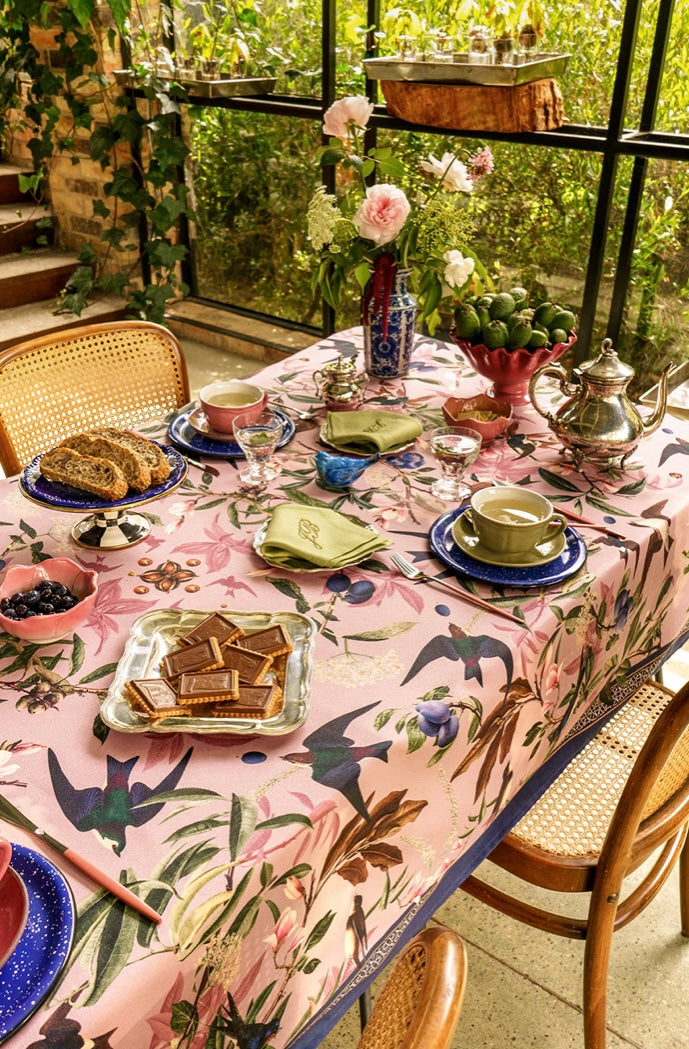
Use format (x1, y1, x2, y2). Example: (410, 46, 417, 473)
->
(261, 504, 391, 571)
(326, 410, 422, 455)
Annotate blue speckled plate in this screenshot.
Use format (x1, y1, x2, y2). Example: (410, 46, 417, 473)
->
(429, 507, 587, 588)
(168, 405, 295, 459)
(18, 443, 186, 512)
(0, 844, 75, 1043)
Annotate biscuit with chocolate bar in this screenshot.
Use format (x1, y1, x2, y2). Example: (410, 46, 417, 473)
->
(177, 669, 239, 705)
(177, 612, 244, 648)
(162, 637, 223, 680)
(239, 624, 292, 658)
(207, 683, 283, 719)
(221, 644, 272, 684)
(125, 678, 190, 720)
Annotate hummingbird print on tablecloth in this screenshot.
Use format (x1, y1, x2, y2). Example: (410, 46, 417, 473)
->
(283, 702, 391, 821)
(47, 747, 193, 855)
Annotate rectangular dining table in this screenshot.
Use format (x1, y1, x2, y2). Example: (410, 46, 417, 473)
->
(1, 326, 689, 1049)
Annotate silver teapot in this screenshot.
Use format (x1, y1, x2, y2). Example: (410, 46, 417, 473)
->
(529, 338, 671, 469)
(313, 355, 367, 411)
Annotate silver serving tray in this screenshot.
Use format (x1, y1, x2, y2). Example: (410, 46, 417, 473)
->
(364, 53, 570, 87)
(101, 609, 316, 735)
(114, 71, 276, 98)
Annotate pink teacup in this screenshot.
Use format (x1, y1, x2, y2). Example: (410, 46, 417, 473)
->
(0, 836, 28, 967)
(199, 381, 268, 434)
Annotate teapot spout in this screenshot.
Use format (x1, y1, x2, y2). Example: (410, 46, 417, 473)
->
(642, 363, 672, 435)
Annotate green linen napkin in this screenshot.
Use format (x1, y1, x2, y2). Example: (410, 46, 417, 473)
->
(261, 504, 391, 571)
(326, 410, 422, 455)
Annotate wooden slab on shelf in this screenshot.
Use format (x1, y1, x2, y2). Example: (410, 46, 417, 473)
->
(381, 77, 564, 132)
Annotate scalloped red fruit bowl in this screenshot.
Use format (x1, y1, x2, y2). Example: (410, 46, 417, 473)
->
(0, 558, 97, 643)
(450, 330, 577, 406)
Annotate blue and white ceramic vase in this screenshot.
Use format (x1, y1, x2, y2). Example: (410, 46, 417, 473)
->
(362, 268, 418, 379)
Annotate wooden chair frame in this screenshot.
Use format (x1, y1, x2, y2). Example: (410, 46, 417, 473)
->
(461, 678, 689, 1049)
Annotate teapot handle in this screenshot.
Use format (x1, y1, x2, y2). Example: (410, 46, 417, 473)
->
(528, 364, 577, 421)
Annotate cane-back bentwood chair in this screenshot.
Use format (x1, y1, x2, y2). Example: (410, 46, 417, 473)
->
(0, 321, 190, 476)
(355, 926, 467, 1049)
(461, 678, 689, 1049)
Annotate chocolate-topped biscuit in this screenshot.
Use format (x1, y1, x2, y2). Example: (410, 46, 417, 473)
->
(239, 625, 292, 658)
(177, 669, 239, 705)
(177, 612, 244, 648)
(207, 683, 283, 719)
(162, 637, 223, 680)
(125, 678, 190, 720)
(221, 644, 272, 684)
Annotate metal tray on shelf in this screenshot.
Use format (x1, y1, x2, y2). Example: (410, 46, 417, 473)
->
(363, 53, 570, 87)
(114, 70, 276, 98)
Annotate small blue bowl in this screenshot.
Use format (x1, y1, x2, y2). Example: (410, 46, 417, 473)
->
(314, 451, 379, 490)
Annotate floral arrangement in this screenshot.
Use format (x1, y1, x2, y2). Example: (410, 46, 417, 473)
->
(307, 95, 493, 333)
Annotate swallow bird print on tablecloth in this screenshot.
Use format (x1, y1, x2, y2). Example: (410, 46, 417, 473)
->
(344, 893, 368, 965)
(401, 623, 513, 693)
(47, 746, 193, 855)
(283, 701, 391, 821)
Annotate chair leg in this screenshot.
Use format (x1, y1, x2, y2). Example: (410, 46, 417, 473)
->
(358, 988, 371, 1031)
(679, 833, 689, 937)
(582, 896, 618, 1049)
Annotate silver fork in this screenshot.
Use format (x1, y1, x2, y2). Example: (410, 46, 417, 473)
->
(390, 552, 524, 625)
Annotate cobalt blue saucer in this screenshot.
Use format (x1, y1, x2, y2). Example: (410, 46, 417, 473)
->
(168, 405, 295, 459)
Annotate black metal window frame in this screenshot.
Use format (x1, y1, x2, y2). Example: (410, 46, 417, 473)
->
(177, 0, 681, 365)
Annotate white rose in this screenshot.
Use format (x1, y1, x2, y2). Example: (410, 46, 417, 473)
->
(420, 153, 473, 193)
(442, 250, 475, 290)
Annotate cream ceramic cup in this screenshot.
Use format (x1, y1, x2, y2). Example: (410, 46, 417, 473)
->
(464, 485, 567, 555)
(199, 381, 267, 433)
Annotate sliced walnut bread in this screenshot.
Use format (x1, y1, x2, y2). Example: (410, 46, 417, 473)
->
(90, 428, 171, 485)
(61, 433, 152, 491)
(39, 447, 129, 501)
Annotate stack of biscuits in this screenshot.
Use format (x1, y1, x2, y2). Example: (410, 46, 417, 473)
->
(39, 428, 171, 502)
(125, 612, 293, 723)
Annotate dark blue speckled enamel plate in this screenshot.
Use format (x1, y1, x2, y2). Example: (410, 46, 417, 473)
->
(0, 844, 75, 1043)
(429, 506, 587, 588)
(18, 444, 186, 512)
(168, 405, 295, 459)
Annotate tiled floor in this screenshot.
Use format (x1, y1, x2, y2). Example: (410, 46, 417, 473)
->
(182, 334, 689, 1049)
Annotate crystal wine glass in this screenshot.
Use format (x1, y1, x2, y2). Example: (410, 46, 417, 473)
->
(232, 408, 285, 486)
(429, 425, 482, 502)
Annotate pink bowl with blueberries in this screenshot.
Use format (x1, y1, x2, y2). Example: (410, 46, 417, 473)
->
(0, 558, 97, 643)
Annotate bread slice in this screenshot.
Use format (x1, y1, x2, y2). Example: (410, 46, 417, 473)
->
(89, 428, 171, 485)
(39, 447, 129, 501)
(61, 433, 151, 492)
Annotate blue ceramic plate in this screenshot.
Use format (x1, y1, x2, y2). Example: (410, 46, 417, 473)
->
(429, 507, 587, 588)
(0, 844, 75, 1043)
(168, 405, 295, 459)
(19, 444, 186, 512)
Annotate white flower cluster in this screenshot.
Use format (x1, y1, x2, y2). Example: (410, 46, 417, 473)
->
(307, 186, 340, 251)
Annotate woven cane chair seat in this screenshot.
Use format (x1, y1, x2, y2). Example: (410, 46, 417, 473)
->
(0, 321, 190, 476)
(356, 926, 466, 1049)
(461, 676, 689, 1049)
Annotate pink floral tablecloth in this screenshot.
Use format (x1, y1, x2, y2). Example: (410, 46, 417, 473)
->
(2, 329, 689, 1049)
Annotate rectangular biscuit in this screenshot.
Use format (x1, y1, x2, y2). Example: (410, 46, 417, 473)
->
(177, 669, 239, 705)
(125, 678, 190, 720)
(177, 612, 244, 648)
(239, 625, 292, 658)
(206, 683, 283, 719)
(162, 637, 223, 680)
(221, 644, 272, 684)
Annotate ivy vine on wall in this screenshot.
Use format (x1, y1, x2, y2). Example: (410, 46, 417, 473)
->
(0, 0, 193, 323)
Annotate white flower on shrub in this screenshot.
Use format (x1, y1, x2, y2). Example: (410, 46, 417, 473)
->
(442, 250, 475, 291)
(420, 152, 473, 192)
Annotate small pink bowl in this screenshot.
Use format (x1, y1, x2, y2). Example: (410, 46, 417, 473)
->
(442, 394, 513, 445)
(0, 558, 97, 643)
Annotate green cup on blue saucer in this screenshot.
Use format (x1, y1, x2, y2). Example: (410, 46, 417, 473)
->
(458, 486, 567, 561)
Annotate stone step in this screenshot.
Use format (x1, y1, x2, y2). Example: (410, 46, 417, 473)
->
(0, 249, 81, 310)
(0, 163, 36, 206)
(0, 202, 53, 255)
(0, 293, 127, 351)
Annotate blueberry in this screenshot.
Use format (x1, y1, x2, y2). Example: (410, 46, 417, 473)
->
(38, 602, 55, 615)
(326, 573, 351, 593)
(24, 590, 41, 606)
(344, 580, 375, 604)
(62, 596, 78, 609)
(52, 584, 69, 597)
(14, 604, 28, 617)
(0, 598, 9, 611)
(2, 608, 18, 620)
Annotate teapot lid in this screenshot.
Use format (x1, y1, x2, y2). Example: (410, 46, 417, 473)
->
(578, 338, 634, 383)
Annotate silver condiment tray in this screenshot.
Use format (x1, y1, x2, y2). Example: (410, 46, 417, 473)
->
(114, 71, 276, 98)
(363, 53, 570, 87)
(101, 609, 316, 735)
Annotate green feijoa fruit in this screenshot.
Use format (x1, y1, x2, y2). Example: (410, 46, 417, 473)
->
(482, 319, 509, 349)
(549, 328, 569, 346)
(527, 329, 549, 349)
(453, 304, 481, 340)
(533, 301, 559, 328)
(509, 286, 528, 309)
(475, 294, 494, 310)
(548, 308, 576, 333)
(507, 320, 532, 349)
(476, 306, 491, 329)
(488, 291, 516, 321)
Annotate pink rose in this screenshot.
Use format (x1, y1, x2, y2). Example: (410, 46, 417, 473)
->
(353, 184, 410, 245)
(323, 96, 374, 141)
